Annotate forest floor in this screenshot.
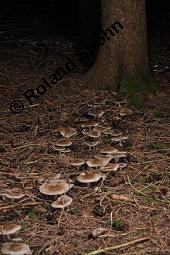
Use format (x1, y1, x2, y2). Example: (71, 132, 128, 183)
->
(0, 22, 170, 255)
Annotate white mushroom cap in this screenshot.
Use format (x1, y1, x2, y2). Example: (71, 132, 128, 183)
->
(70, 158, 85, 167)
(82, 130, 101, 138)
(0, 224, 21, 235)
(100, 147, 119, 154)
(1, 242, 31, 255)
(77, 172, 102, 183)
(39, 181, 70, 195)
(59, 127, 77, 138)
(5, 189, 25, 199)
(51, 195, 73, 209)
(119, 108, 133, 116)
(55, 138, 72, 147)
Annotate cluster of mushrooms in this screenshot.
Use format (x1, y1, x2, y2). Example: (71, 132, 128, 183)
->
(0, 223, 31, 255)
(0, 101, 133, 254)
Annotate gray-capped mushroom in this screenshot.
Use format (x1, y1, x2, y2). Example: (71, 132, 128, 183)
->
(59, 127, 77, 138)
(1, 242, 31, 255)
(111, 136, 128, 146)
(119, 108, 133, 117)
(39, 181, 71, 196)
(100, 147, 119, 154)
(0, 223, 21, 236)
(55, 138, 72, 147)
(51, 195, 73, 209)
(82, 130, 101, 138)
(77, 172, 103, 183)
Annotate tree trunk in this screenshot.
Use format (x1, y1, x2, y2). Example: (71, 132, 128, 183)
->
(77, 0, 149, 92)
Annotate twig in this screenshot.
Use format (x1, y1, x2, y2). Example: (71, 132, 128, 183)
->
(85, 237, 149, 255)
(0, 202, 43, 212)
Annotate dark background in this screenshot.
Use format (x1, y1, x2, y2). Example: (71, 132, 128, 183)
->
(0, 0, 169, 40)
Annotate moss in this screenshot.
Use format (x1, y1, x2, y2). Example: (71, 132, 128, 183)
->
(155, 108, 169, 118)
(119, 71, 158, 110)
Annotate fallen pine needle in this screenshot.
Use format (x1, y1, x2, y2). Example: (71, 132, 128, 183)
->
(85, 237, 149, 255)
(0, 202, 43, 211)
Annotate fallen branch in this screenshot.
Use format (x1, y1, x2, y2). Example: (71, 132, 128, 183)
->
(86, 237, 149, 255)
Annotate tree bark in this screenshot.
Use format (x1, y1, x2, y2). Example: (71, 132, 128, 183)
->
(77, 0, 149, 91)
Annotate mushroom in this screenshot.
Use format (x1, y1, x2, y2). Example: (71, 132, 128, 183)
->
(93, 125, 111, 133)
(37, 173, 61, 183)
(87, 109, 105, 118)
(77, 172, 103, 184)
(70, 158, 85, 170)
(86, 156, 112, 168)
(111, 152, 127, 163)
(119, 108, 133, 117)
(0, 223, 21, 241)
(0, 224, 21, 236)
(39, 181, 71, 196)
(81, 120, 99, 128)
(111, 136, 128, 146)
(102, 163, 120, 172)
(82, 130, 101, 139)
(100, 147, 119, 154)
(4, 189, 25, 200)
(59, 127, 77, 138)
(1, 242, 31, 255)
(55, 138, 72, 147)
(118, 163, 127, 169)
(103, 129, 122, 137)
(51, 195, 73, 209)
(84, 140, 100, 151)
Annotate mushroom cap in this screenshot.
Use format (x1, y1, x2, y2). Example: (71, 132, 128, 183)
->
(5, 189, 25, 199)
(119, 108, 133, 116)
(70, 158, 85, 167)
(102, 163, 120, 172)
(0, 223, 21, 235)
(77, 172, 102, 183)
(55, 138, 72, 147)
(118, 163, 127, 169)
(39, 181, 70, 195)
(111, 136, 128, 142)
(54, 146, 68, 152)
(87, 109, 105, 118)
(84, 140, 100, 147)
(111, 151, 127, 157)
(1, 242, 31, 255)
(100, 147, 119, 154)
(59, 127, 77, 138)
(86, 156, 112, 168)
(103, 129, 122, 136)
(93, 125, 111, 133)
(51, 195, 73, 209)
(82, 130, 101, 138)
(37, 173, 61, 183)
(81, 120, 99, 128)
